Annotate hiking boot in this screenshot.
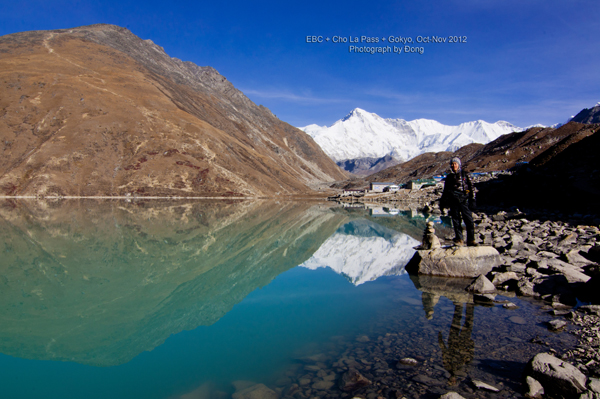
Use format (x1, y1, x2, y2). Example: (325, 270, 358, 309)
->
(453, 239, 466, 247)
(467, 240, 478, 247)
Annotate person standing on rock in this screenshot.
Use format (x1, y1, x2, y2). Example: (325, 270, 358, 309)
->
(440, 157, 477, 246)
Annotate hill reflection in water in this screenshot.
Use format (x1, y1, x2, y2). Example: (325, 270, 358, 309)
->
(0, 199, 349, 367)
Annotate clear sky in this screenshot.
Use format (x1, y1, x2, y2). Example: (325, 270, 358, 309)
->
(2, 0, 599, 128)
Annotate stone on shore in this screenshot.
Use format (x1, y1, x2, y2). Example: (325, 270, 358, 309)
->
(440, 392, 466, 399)
(523, 352, 587, 399)
(466, 275, 496, 294)
(405, 246, 501, 278)
(524, 376, 545, 399)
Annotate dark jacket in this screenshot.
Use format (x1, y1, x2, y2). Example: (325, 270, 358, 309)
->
(441, 170, 474, 209)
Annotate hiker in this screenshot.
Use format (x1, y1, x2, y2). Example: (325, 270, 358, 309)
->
(440, 157, 477, 246)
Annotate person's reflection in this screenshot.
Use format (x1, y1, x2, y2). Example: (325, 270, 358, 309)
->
(437, 302, 475, 385)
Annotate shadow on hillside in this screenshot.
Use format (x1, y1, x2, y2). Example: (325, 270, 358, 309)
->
(475, 132, 600, 221)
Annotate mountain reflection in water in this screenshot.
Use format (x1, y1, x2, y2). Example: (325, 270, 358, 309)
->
(0, 200, 576, 399)
(301, 220, 420, 285)
(0, 199, 348, 367)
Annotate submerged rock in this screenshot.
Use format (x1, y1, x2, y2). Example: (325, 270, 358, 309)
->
(405, 246, 501, 278)
(232, 383, 278, 399)
(472, 379, 500, 392)
(547, 319, 568, 331)
(339, 369, 371, 392)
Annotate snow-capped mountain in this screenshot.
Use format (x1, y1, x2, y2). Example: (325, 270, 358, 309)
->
(300, 220, 420, 285)
(300, 108, 524, 164)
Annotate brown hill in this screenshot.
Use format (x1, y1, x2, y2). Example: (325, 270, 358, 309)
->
(0, 24, 348, 198)
(476, 126, 600, 214)
(337, 122, 599, 189)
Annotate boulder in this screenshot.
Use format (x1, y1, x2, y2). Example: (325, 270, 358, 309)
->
(523, 353, 587, 399)
(466, 275, 496, 294)
(490, 271, 520, 286)
(546, 260, 591, 284)
(405, 246, 502, 278)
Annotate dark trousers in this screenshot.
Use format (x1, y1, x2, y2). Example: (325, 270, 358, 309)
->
(449, 200, 474, 242)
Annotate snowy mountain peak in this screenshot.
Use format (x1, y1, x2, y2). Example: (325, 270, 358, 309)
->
(299, 109, 524, 164)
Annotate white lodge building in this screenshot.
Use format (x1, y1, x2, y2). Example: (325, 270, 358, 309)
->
(370, 182, 396, 192)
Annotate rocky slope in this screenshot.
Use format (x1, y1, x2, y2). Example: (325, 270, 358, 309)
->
(0, 24, 348, 198)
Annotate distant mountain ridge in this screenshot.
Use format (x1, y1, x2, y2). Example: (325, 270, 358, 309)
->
(300, 108, 523, 175)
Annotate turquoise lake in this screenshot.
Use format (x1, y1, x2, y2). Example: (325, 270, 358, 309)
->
(0, 199, 575, 399)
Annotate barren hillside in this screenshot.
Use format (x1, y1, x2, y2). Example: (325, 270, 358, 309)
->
(0, 24, 348, 197)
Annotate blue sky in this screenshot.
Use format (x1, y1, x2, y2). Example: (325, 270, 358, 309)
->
(2, 0, 599, 128)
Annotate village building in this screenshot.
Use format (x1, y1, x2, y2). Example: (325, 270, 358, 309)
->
(369, 182, 396, 192)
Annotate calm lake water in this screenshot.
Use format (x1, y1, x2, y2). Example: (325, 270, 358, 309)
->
(0, 199, 575, 399)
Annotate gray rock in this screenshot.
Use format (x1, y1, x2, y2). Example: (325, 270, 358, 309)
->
(524, 352, 587, 398)
(509, 316, 527, 325)
(525, 376, 545, 399)
(590, 377, 600, 394)
(440, 392, 466, 399)
(467, 275, 496, 294)
(398, 357, 418, 366)
(578, 305, 600, 315)
(406, 246, 502, 278)
(472, 379, 500, 392)
(558, 233, 578, 246)
(563, 249, 592, 266)
(414, 374, 438, 385)
(491, 271, 519, 286)
(547, 319, 568, 331)
(312, 380, 335, 390)
(517, 280, 537, 297)
(546, 260, 591, 283)
(509, 263, 527, 273)
(474, 293, 496, 303)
